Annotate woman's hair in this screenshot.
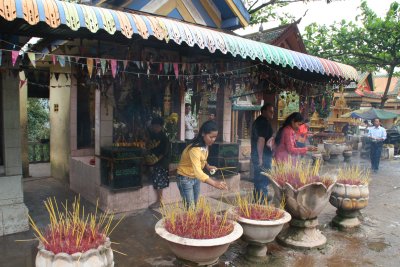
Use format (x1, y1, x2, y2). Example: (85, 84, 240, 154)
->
(190, 120, 218, 148)
(275, 112, 304, 146)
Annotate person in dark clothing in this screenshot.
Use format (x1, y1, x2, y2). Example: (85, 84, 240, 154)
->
(251, 103, 274, 203)
(342, 123, 350, 136)
(147, 117, 170, 209)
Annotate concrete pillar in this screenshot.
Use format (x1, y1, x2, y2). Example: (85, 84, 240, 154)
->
(222, 82, 232, 142)
(0, 65, 29, 236)
(49, 67, 71, 182)
(19, 71, 29, 177)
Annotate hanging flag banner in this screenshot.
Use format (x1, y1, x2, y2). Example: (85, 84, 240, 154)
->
(159, 63, 163, 73)
(52, 55, 56, 65)
(66, 56, 71, 65)
(123, 60, 128, 71)
(87, 58, 94, 78)
(27, 52, 36, 67)
(75, 57, 80, 63)
(12, 50, 19, 66)
(100, 59, 107, 75)
(0, 50, 2, 66)
(173, 63, 179, 79)
(110, 59, 117, 78)
(57, 55, 66, 67)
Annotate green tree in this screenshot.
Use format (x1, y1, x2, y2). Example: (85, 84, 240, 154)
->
(28, 98, 50, 142)
(245, 0, 335, 25)
(303, 1, 400, 108)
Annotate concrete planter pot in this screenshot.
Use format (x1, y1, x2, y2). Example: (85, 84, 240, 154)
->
(343, 150, 353, 162)
(36, 237, 114, 267)
(330, 183, 369, 229)
(233, 208, 291, 263)
(155, 219, 243, 266)
(324, 142, 346, 155)
(268, 177, 336, 249)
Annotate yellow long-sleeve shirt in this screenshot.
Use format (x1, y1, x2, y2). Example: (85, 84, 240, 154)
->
(177, 146, 209, 182)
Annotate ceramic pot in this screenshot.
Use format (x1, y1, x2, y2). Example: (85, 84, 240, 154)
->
(234, 208, 291, 263)
(330, 183, 369, 229)
(36, 237, 114, 267)
(267, 177, 336, 249)
(155, 219, 243, 266)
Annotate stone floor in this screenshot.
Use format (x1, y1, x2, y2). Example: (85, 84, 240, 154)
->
(1, 156, 400, 266)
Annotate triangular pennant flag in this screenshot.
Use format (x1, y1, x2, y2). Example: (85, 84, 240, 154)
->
(57, 55, 66, 67)
(28, 52, 36, 67)
(123, 60, 128, 71)
(159, 63, 163, 73)
(182, 63, 186, 73)
(75, 57, 80, 63)
(110, 59, 117, 78)
(134, 61, 141, 69)
(52, 55, 56, 65)
(100, 59, 107, 75)
(164, 63, 169, 74)
(173, 63, 179, 79)
(54, 72, 60, 81)
(11, 51, 19, 66)
(19, 79, 27, 88)
(0, 50, 2, 66)
(87, 58, 94, 78)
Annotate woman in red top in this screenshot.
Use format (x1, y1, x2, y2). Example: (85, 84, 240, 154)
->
(274, 113, 316, 163)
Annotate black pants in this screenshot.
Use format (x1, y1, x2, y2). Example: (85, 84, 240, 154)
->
(370, 141, 383, 171)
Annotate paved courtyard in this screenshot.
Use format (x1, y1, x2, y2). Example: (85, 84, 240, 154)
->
(1, 157, 399, 266)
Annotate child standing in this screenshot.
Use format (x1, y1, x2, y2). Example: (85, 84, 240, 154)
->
(176, 121, 227, 208)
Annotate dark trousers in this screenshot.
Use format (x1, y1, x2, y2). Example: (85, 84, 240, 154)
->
(252, 155, 272, 203)
(370, 141, 383, 171)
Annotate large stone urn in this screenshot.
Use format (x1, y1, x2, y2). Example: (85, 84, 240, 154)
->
(234, 208, 291, 263)
(155, 219, 243, 266)
(268, 178, 336, 249)
(36, 237, 114, 267)
(329, 183, 369, 229)
(324, 142, 346, 163)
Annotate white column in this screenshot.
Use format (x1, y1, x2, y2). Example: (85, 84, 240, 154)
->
(0, 65, 29, 236)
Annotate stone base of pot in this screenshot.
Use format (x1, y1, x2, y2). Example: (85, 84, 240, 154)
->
(277, 218, 326, 249)
(244, 242, 269, 263)
(328, 153, 340, 164)
(332, 209, 361, 229)
(177, 257, 218, 266)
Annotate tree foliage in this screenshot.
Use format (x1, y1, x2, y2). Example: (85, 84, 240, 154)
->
(245, 0, 334, 25)
(28, 98, 50, 141)
(303, 1, 400, 108)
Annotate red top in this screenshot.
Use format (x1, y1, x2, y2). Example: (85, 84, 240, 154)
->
(274, 126, 308, 162)
(296, 123, 308, 143)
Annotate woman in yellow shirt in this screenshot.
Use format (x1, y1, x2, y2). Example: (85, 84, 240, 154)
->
(177, 120, 228, 208)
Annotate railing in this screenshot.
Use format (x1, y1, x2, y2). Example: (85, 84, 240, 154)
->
(28, 139, 50, 163)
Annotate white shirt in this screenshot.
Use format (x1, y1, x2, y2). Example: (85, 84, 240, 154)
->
(368, 126, 387, 141)
(185, 113, 197, 140)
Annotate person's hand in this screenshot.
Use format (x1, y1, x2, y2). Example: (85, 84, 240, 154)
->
(207, 165, 217, 175)
(307, 146, 318, 152)
(258, 158, 263, 167)
(216, 181, 228, 190)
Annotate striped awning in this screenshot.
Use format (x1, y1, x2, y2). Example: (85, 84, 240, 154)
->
(0, 0, 358, 80)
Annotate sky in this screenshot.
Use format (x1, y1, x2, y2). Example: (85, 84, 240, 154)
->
(235, 0, 395, 35)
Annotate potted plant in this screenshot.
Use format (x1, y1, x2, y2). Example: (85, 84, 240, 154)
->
(330, 165, 370, 229)
(229, 193, 291, 263)
(155, 197, 243, 266)
(30, 197, 124, 267)
(262, 158, 336, 249)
